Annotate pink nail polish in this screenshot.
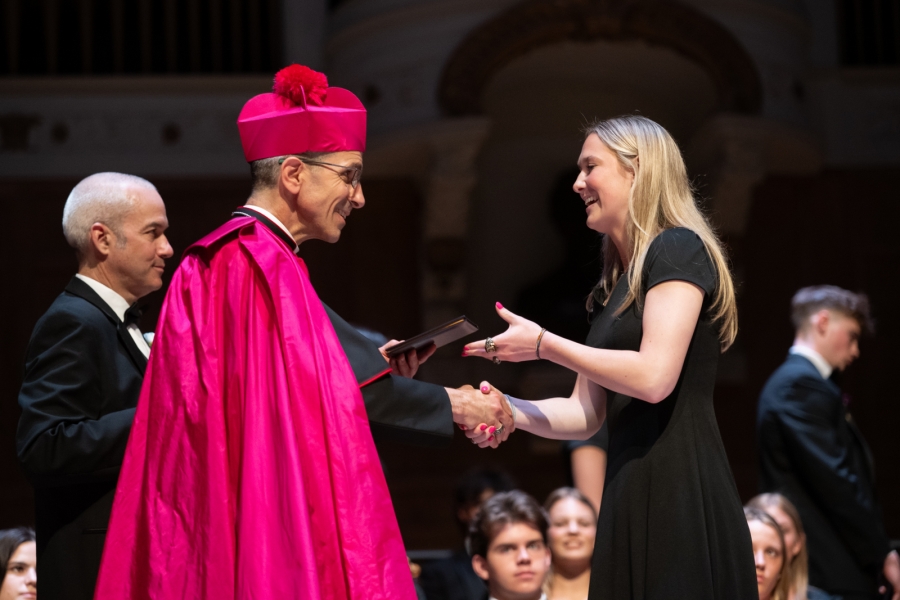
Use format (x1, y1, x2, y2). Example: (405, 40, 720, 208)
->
(480, 385, 489, 393)
(461, 350, 468, 357)
(496, 302, 504, 310)
(488, 426, 496, 434)
(488, 436, 494, 442)
(480, 424, 487, 431)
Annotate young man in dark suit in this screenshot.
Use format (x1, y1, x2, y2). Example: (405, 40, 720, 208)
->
(757, 285, 899, 600)
(16, 172, 173, 600)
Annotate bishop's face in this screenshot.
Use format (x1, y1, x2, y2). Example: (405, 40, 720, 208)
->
(296, 151, 365, 243)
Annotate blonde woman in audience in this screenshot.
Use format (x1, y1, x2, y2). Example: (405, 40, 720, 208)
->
(748, 494, 837, 600)
(746, 507, 792, 600)
(544, 488, 596, 600)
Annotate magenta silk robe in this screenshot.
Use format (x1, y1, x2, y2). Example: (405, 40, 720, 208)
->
(94, 218, 416, 599)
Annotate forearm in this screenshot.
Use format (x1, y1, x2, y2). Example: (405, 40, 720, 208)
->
(541, 332, 676, 403)
(509, 394, 604, 440)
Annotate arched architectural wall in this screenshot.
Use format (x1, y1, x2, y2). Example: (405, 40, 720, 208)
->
(439, 0, 763, 117)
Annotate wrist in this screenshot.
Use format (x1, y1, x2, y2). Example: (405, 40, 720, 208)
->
(505, 394, 517, 426)
(538, 331, 561, 363)
(535, 328, 548, 360)
(446, 387, 467, 420)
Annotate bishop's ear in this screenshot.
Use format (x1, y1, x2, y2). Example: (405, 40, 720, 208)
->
(278, 156, 305, 197)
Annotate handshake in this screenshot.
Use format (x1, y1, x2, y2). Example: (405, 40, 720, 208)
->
(380, 307, 527, 449)
(380, 342, 513, 448)
(446, 382, 514, 449)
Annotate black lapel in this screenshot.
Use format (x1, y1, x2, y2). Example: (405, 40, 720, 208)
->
(232, 207, 299, 254)
(64, 277, 149, 374)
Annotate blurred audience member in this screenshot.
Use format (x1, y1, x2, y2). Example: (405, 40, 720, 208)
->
(748, 493, 837, 600)
(746, 507, 791, 600)
(543, 488, 596, 600)
(469, 491, 551, 600)
(418, 467, 515, 600)
(0, 527, 37, 600)
(758, 286, 898, 600)
(561, 425, 607, 516)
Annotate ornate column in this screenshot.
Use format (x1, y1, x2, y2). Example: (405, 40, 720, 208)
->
(421, 117, 491, 328)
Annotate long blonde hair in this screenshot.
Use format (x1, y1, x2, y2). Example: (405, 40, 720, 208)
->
(584, 115, 738, 351)
(748, 493, 810, 600)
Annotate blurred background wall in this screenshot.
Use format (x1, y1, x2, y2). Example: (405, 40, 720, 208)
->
(1, 0, 898, 551)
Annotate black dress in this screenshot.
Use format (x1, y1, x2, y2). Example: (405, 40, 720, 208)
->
(585, 228, 756, 599)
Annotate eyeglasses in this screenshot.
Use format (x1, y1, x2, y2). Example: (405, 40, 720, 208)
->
(279, 156, 363, 189)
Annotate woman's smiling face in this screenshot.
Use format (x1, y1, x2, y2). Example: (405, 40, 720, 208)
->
(547, 497, 597, 564)
(573, 133, 634, 235)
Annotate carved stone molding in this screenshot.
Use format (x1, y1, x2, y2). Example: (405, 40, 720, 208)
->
(440, 0, 762, 117)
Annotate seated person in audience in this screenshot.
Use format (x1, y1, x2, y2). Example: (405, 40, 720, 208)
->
(469, 490, 551, 600)
(561, 424, 607, 516)
(543, 488, 596, 600)
(748, 493, 838, 600)
(0, 527, 37, 600)
(419, 467, 515, 600)
(746, 507, 792, 600)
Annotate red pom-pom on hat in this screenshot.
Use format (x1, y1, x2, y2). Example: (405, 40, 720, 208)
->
(273, 64, 328, 106)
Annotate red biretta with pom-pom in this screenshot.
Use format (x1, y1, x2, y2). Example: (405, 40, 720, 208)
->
(237, 63, 366, 161)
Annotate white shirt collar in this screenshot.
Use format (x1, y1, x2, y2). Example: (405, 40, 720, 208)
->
(75, 274, 131, 322)
(239, 205, 298, 252)
(789, 345, 833, 380)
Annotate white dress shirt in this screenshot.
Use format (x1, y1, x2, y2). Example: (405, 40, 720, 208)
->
(789, 345, 833, 380)
(75, 274, 151, 358)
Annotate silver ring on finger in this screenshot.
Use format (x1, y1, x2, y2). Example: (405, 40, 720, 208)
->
(485, 337, 498, 353)
(495, 425, 503, 435)
(492, 356, 501, 365)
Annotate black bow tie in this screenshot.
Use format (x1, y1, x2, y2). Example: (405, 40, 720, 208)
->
(124, 304, 142, 327)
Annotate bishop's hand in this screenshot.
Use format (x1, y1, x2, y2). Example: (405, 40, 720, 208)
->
(379, 341, 437, 378)
(446, 382, 514, 449)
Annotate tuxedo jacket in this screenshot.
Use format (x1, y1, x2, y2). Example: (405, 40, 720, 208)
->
(17, 277, 453, 600)
(16, 277, 147, 600)
(757, 353, 891, 598)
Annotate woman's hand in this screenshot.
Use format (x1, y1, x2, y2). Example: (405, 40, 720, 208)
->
(462, 303, 544, 363)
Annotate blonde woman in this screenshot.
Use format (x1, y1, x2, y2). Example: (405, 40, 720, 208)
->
(464, 115, 755, 599)
(544, 488, 596, 600)
(748, 494, 838, 600)
(746, 507, 792, 600)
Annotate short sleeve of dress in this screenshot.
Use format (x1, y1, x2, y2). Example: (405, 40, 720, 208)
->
(643, 228, 717, 297)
